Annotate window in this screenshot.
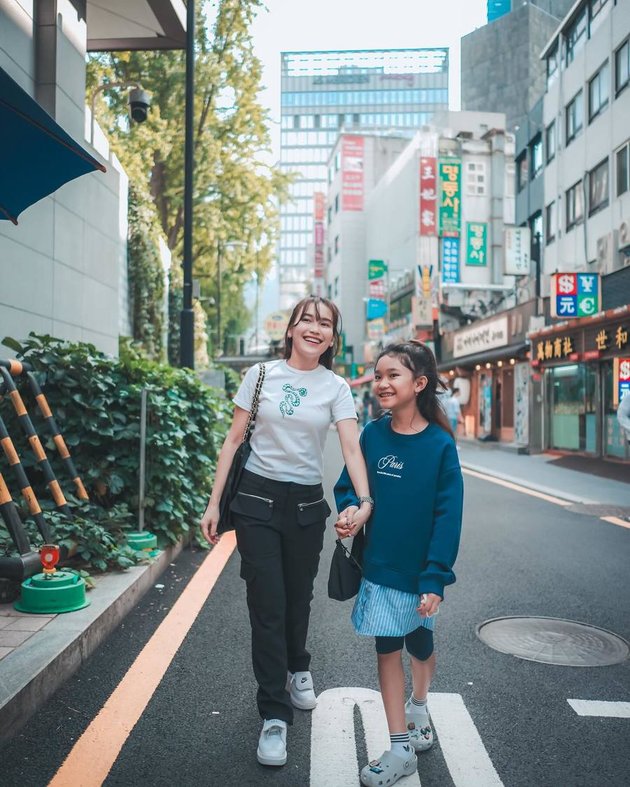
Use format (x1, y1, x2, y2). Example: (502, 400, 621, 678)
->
(546, 43, 559, 86)
(465, 161, 486, 195)
(588, 158, 609, 215)
(616, 39, 630, 95)
(529, 135, 543, 179)
(590, 0, 608, 20)
(352, 113, 360, 126)
(327, 206, 332, 225)
(293, 115, 300, 129)
(529, 212, 543, 246)
(566, 180, 584, 230)
(334, 235, 339, 255)
(334, 194, 339, 213)
(616, 142, 629, 196)
(546, 201, 556, 244)
(517, 153, 528, 192)
(545, 122, 556, 163)
(565, 91, 583, 145)
(313, 114, 320, 129)
(589, 62, 609, 121)
(565, 8, 587, 66)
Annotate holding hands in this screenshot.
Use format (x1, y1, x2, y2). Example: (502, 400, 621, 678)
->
(335, 501, 372, 539)
(418, 592, 441, 618)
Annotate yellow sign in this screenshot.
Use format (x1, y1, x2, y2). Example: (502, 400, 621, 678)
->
(264, 311, 290, 342)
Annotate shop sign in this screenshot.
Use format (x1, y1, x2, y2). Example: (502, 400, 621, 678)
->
(533, 333, 579, 364)
(453, 316, 508, 358)
(550, 273, 600, 318)
(441, 237, 460, 284)
(367, 318, 385, 341)
(264, 311, 290, 342)
(504, 227, 531, 275)
(368, 259, 387, 280)
(614, 358, 630, 405)
(366, 299, 387, 320)
(341, 136, 364, 211)
(466, 222, 487, 266)
(419, 157, 437, 236)
(438, 159, 461, 237)
(414, 264, 434, 326)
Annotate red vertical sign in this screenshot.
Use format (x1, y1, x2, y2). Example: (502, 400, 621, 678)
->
(342, 136, 364, 211)
(419, 156, 437, 236)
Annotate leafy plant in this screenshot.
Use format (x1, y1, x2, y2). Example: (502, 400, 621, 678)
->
(0, 334, 232, 570)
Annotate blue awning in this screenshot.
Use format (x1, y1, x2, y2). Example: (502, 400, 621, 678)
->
(0, 66, 105, 224)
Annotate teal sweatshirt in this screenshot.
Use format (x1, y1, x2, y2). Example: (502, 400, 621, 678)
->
(334, 416, 463, 598)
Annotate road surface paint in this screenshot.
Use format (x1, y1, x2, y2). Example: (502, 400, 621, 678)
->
(568, 699, 630, 718)
(48, 532, 237, 787)
(311, 689, 503, 787)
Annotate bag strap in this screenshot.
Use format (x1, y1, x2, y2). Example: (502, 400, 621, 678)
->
(242, 363, 266, 443)
(335, 538, 362, 571)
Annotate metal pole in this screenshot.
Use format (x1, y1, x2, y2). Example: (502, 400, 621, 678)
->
(180, 0, 195, 368)
(138, 388, 147, 533)
(534, 230, 541, 315)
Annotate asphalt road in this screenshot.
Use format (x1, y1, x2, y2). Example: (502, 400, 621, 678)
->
(1, 435, 629, 787)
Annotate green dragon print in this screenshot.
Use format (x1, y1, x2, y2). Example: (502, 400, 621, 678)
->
(279, 383, 307, 417)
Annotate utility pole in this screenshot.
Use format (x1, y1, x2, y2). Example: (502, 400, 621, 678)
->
(180, 0, 195, 368)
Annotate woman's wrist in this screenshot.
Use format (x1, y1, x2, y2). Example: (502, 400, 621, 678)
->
(358, 495, 374, 508)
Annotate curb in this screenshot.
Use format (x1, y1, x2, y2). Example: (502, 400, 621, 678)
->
(0, 539, 186, 741)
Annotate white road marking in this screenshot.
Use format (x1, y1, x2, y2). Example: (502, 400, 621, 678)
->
(310, 687, 421, 786)
(568, 699, 630, 718)
(311, 689, 505, 787)
(428, 693, 504, 787)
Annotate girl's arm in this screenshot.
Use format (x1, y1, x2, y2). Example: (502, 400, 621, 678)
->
(417, 442, 464, 598)
(336, 419, 371, 534)
(200, 405, 251, 545)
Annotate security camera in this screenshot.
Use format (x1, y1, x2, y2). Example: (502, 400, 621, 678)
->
(128, 88, 151, 123)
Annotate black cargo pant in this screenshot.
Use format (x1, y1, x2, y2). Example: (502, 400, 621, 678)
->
(232, 469, 331, 724)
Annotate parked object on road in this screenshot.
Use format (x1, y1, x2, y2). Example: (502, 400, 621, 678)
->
(199, 295, 371, 767)
(335, 340, 464, 783)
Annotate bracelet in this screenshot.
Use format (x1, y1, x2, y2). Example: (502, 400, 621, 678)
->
(358, 495, 374, 508)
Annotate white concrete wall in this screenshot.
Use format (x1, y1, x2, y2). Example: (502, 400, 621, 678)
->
(0, 1, 128, 358)
(543, 0, 630, 286)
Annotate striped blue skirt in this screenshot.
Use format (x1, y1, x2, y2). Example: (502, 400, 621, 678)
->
(351, 578, 436, 637)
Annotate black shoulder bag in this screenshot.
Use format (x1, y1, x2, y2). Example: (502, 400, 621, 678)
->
(216, 363, 266, 535)
(327, 528, 365, 601)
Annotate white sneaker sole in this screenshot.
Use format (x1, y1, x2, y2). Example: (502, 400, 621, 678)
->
(290, 692, 317, 710)
(256, 747, 287, 767)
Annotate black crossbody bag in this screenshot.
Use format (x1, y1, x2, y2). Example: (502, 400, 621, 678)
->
(327, 528, 365, 601)
(216, 363, 266, 535)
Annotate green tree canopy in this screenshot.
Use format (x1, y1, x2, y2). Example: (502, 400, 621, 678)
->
(87, 0, 290, 356)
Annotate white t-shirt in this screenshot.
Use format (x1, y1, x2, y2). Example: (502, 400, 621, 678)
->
(445, 395, 461, 421)
(233, 359, 357, 484)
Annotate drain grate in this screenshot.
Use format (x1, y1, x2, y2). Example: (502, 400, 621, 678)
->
(476, 616, 630, 667)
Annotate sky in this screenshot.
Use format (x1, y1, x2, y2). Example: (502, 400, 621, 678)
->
(250, 0, 489, 159)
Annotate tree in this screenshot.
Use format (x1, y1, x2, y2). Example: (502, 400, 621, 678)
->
(87, 0, 290, 359)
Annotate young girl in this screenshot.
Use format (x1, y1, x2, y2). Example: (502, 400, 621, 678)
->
(200, 295, 371, 768)
(334, 341, 463, 787)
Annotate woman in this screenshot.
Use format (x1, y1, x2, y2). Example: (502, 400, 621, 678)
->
(200, 295, 371, 768)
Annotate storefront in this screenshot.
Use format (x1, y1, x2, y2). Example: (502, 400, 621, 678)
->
(438, 302, 535, 445)
(529, 306, 629, 461)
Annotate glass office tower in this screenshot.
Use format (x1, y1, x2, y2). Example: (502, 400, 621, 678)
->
(278, 48, 449, 309)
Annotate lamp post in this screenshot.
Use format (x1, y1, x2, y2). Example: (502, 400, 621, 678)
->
(179, 0, 196, 368)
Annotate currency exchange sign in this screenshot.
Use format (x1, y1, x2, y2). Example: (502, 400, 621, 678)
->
(551, 272, 600, 318)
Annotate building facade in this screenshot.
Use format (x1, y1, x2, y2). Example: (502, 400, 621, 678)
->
(461, 1, 574, 132)
(279, 48, 449, 310)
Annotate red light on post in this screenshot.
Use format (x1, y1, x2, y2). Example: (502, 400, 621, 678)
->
(40, 544, 60, 575)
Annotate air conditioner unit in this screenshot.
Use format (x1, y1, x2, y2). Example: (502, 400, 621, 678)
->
(619, 219, 630, 248)
(596, 231, 617, 272)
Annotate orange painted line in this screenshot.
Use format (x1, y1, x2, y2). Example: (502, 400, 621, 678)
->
(1, 436, 19, 465)
(36, 393, 53, 419)
(29, 434, 46, 461)
(462, 467, 572, 506)
(49, 531, 237, 787)
(9, 389, 27, 416)
(53, 434, 70, 459)
(600, 515, 630, 530)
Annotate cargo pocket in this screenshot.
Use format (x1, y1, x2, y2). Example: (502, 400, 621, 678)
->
(230, 491, 274, 522)
(296, 496, 331, 527)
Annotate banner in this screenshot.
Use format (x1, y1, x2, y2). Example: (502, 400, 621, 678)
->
(341, 135, 364, 211)
(366, 299, 388, 320)
(438, 159, 461, 237)
(504, 226, 530, 275)
(413, 264, 433, 326)
(368, 259, 387, 280)
(419, 156, 437, 236)
(441, 237, 460, 284)
(466, 222, 487, 266)
(550, 273, 600, 318)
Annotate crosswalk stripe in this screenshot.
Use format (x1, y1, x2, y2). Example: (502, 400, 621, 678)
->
(568, 699, 630, 718)
(429, 693, 504, 786)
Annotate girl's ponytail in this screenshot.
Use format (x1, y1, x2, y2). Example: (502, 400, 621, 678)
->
(376, 341, 454, 437)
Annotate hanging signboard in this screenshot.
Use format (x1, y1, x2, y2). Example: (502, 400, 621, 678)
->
(453, 316, 508, 358)
(614, 357, 630, 406)
(438, 159, 461, 237)
(419, 156, 437, 236)
(441, 237, 460, 284)
(504, 226, 531, 275)
(341, 135, 364, 211)
(550, 273, 600, 318)
(466, 222, 487, 266)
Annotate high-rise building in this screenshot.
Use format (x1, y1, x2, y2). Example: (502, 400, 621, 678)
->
(278, 48, 449, 310)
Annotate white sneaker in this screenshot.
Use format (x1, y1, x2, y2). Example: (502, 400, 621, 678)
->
(288, 670, 317, 710)
(256, 718, 287, 766)
(405, 698, 434, 752)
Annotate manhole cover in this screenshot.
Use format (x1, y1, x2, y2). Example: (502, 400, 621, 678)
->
(476, 616, 630, 666)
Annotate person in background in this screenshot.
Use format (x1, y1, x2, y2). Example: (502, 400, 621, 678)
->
(445, 387, 464, 441)
(362, 388, 372, 427)
(334, 341, 463, 787)
(200, 295, 371, 769)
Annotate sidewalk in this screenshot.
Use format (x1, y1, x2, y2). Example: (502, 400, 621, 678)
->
(1, 446, 628, 741)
